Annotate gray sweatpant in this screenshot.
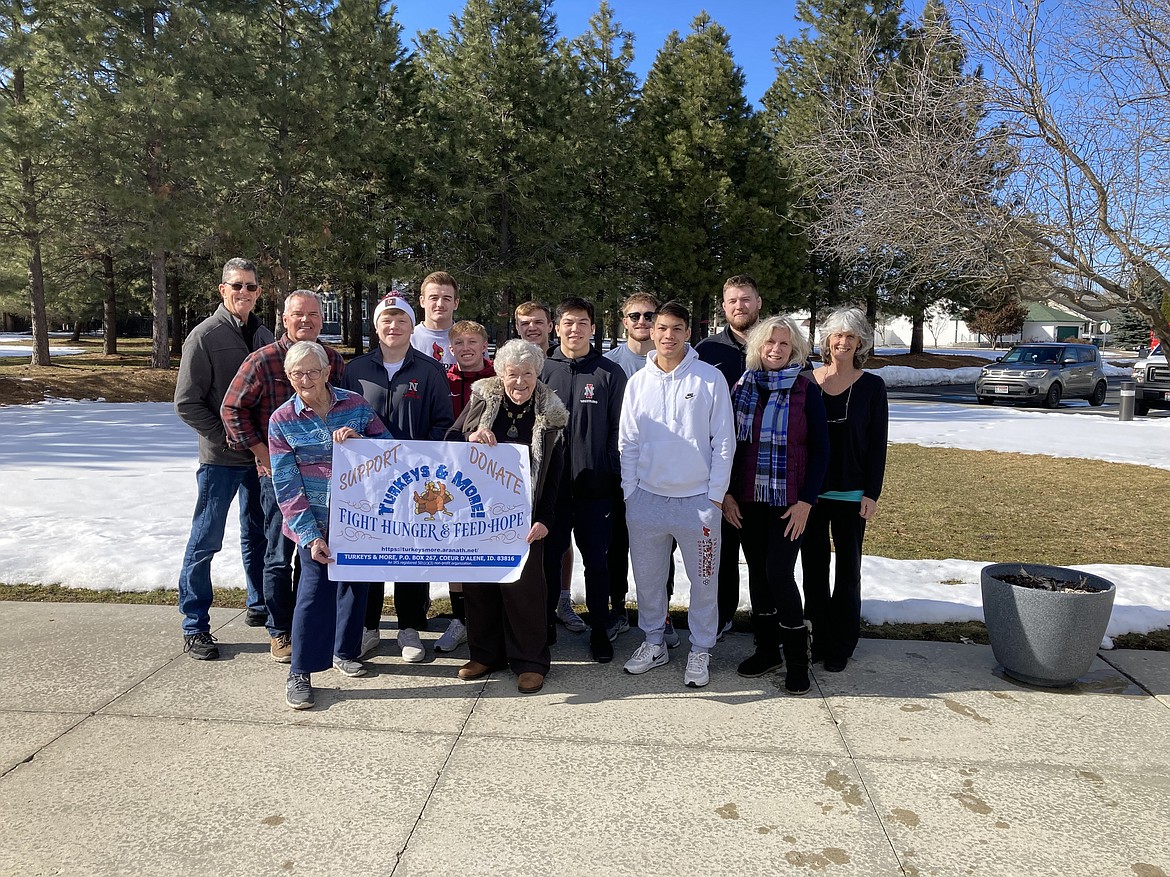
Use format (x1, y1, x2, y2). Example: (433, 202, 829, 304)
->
(626, 488, 722, 652)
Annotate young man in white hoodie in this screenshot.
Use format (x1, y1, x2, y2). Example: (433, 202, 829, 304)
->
(619, 301, 735, 687)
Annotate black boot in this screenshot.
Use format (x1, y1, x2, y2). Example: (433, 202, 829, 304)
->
(737, 612, 783, 678)
(780, 622, 812, 695)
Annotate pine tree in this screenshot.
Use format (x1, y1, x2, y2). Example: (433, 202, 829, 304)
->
(0, 0, 64, 365)
(634, 13, 769, 338)
(566, 2, 641, 340)
(763, 0, 907, 330)
(415, 0, 581, 335)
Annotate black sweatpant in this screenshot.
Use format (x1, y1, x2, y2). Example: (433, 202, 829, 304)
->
(466, 540, 550, 675)
(738, 503, 806, 633)
(801, 498, 866, 662)
(364, 581, 429, 632)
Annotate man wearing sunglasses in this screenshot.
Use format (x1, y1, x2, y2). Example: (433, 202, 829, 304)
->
(604, 293, 659, 378)
(174, 258, 275, 661)
(221, 290, 346, 664)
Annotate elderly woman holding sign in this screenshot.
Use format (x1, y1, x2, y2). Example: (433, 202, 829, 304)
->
(446, 339, 567, 694)
(269, 341, 391, 710)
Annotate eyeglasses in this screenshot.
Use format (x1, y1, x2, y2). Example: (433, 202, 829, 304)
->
(223, 282, 259, 292)
(288, 368, 324, 380)
(626, 311, 656, 322)
(826, 384, 853, 424)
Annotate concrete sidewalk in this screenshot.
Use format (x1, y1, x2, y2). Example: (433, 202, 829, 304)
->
(1, 601, 1168, 877)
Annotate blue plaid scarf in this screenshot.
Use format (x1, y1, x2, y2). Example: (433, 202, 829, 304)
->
(732, 365, 802, 506)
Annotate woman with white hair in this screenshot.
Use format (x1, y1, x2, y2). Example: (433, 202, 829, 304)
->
(269, 341, 392, 710)
(446, 339, 567, 694)
(801, 307, 889, 674)
(722, 316, 829, 695)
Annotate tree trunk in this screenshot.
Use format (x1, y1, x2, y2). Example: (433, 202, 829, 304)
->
(910, 307, 925, 355)
(150, 248, 169, 368)
(168, 268, 182, 359)
(366, 281, 379, 351)
(102, 251, 118, 354)
(69, 322, 81, 343)
(16, 63, 50, 368)
(349, 280, 363, 354)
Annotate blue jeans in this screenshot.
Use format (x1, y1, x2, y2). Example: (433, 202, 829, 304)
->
(178, 464, 266, 635)
(291, 547, 369, 675)
(260, 474, 296, 636)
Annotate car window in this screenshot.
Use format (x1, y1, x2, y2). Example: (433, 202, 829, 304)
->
(1060, 348, 1079, 364)
(1003, 346, 1060, 364)
(1078, 347, 1097, 363)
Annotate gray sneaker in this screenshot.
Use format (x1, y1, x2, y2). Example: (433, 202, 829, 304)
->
(623, 641, 669, 675)
(606, 612, 630, 643)
(684, 650, 710, 688)
(663, 616, 681, 649)
(555, 594, 587, 632)
(716, 620, 733, 642)
(434, 618, 467, 653)
(398, 628, 426, 663)
(332, 657, 366, 678)
(285, 672, 314, 709)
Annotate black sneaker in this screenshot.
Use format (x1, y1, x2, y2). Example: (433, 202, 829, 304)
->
(184, 632, 220, 660)
(736, 649, 784, 678)
(244, 608, 267, 627)
(590, 628, 614, 664)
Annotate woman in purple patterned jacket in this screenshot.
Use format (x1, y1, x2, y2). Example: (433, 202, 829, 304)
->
(269, 341, 390, 711)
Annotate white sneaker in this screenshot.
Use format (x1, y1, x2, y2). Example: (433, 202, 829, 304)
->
(333, 656, 367, 678)
(555, 594, 587, 632)
(360, 628, 380, 659)
(684, 650, 710, 688)
(398, 628, 426, 663)
(664, 616, 681, 649)
(623, 641, 668, 675)
(434, 618, 467, 653)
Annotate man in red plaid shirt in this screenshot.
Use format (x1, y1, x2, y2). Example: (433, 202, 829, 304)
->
(221, 290, 345, 662)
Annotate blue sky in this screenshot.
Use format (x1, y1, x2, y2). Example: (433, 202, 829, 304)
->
(391, 0, 807, 105)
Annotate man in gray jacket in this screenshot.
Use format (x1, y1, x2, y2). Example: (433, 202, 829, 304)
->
(174, 258, 275, 660)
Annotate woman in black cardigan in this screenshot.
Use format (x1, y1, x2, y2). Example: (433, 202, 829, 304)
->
(801, 307, 888, 673)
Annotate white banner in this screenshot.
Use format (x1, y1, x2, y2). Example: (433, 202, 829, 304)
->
(327, 438, 532, 583)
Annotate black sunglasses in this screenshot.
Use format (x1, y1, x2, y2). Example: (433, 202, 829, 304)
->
(626, 311, 656, 322)
(224, 282, 259, 292)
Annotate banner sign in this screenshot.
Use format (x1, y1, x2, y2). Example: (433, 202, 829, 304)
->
(328, 438, 532, 583)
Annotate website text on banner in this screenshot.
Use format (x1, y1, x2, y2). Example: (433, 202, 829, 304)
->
(328, 439, 533, 583)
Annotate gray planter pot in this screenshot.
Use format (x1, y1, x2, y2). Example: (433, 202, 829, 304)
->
(981, 562, 1116, 687)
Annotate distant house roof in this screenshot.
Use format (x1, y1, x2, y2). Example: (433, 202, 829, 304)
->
(1025, 301, 1085, 324)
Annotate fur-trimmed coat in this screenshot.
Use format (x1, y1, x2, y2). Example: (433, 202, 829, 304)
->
(447, 377, 567, 529)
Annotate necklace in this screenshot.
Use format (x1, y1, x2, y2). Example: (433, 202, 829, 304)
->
(502, 397, 533, 440)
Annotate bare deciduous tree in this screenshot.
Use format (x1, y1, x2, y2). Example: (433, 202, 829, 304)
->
(790, 0, 1170, 352)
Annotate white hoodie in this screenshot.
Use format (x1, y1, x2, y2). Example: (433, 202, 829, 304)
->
(618, 344, 735, 503)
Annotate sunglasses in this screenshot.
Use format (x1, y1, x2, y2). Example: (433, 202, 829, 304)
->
(626, 311, 656, 322)
(224, 282, 259, 292)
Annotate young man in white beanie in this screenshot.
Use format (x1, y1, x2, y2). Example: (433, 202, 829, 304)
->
(342, 293, 455, 663)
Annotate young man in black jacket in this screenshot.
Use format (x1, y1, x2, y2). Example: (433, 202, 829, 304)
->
(695, 274, 763, 639)
(342, 294, 454, 663)
(540, 296, 627, 662)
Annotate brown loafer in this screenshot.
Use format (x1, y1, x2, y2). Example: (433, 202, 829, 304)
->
(517, 672, 545, 694)
(458, 660, 498, 681)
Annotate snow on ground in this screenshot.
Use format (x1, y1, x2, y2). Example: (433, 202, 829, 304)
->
(0, 332, 85, 359)
(0, 398, 1166, 635)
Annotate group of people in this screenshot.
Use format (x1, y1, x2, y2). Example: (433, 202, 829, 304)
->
(174, 260, 888, 710)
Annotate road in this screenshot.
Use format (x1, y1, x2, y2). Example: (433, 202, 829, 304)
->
(886, 374, 1170, 418)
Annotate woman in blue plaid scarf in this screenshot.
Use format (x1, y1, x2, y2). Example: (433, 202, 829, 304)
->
(722, 315, 829, 695)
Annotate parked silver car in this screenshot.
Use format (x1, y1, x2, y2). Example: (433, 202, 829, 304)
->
(976, 342, 1107, 408)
